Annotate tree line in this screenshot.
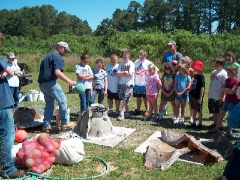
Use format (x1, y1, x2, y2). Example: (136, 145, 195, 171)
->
(1, 0, 240, 39)
(1, 29, 239, 73)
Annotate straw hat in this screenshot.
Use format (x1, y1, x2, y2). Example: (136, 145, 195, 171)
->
(178, 64, 189, 75)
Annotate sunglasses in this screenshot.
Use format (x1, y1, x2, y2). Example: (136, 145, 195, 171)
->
(168, 45, 173, 48)
(171, 63, 177, 66)
(226, 58, 232, 61)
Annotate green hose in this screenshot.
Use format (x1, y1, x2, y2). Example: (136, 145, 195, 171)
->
(18, 156, 109, 180)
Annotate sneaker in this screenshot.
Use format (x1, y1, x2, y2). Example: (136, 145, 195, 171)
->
(208, 129, 218, 134)
(108, 109, 113, 115)
(146, 115, 152, 121)
(179, 118, 185, 124)
(117, 114, 124, 121)
(190, 117, 193, 123)
(195, 124, 203, 130)
(132, 109, 141, 116)
(225, 131, 233, 138)
(115, 110, 120, 116)
(10, 170, 25, 178)
(152, 117, 158, 122)
(43, 126, 52, 133)
(173, 118, 179, 124)
(158, 113, 163, 120)
(124, 111, 131, 118)
(208, 123, 216, 130)
(163, 104, 167, 115)
(186, 123, 196, 129)
(144, 111, 150, 116)
(172, 116, 177, 122)
(61, 122, 75, 131)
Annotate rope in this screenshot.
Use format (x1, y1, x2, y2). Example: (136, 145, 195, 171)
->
(19, 156, 109, 180)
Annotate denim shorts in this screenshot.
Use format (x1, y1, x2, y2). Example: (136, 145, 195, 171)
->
(221, 102, 238, 112)
(175, 92, 189, 102)
(133, 85, 146, 98)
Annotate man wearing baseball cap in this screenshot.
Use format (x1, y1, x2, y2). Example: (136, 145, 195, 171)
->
(38, 41, 76, 133)
(162, 40, 183, 116)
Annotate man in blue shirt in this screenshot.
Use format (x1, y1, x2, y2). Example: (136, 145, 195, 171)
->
(0, 34, 25, 178)
(38, 41, 76, 133)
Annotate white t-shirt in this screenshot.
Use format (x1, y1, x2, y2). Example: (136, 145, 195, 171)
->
(118, 60, 135, 86)
(237, 68, 240, 99)
(208, 69, 228, 100)
(106, 63, 119, 93)
(6, 62, 20, 87)
(75, 63, 93, 89)
(134, 59, 152, 86)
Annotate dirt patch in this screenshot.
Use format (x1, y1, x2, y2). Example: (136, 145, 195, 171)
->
(96, 161, 118, 173)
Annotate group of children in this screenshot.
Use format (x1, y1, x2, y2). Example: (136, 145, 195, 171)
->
(75, 49, 240, 133)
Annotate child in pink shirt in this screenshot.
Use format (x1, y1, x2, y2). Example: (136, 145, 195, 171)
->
(145, 64, 162, 122)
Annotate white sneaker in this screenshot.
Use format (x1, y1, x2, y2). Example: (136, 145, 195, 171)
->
(163, 104, 167, 115)
(117, 114, 124, 121)
(158, 113, 163, 120)
(173, 117, 179, 124)
(179, 118, 185, 124)
(190, 117, 193, 123)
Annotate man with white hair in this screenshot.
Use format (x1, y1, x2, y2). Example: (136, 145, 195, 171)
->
(38, 41, 77, 133)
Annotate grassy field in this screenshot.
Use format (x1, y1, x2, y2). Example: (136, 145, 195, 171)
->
(19, 72, 236, 180)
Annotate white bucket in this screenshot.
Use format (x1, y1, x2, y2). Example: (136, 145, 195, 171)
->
(54, 106, 70, 126)
(29, 90, 39, 101)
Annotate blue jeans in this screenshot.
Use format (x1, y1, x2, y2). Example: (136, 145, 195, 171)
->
(0, 108, 18, 178)
(10, 86, 19, 108)
(39, 80, 68, 127)
(79, 89, 91, 112)
(91, 88, 104, 104)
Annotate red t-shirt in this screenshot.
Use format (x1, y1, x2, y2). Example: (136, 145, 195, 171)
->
(225, 77, 239, 102)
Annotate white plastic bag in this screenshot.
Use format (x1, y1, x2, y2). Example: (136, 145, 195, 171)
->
(55, 138, 85, 165)
(38, 91, 45, 101)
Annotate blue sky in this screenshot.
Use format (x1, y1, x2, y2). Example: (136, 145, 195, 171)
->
(0, 0, 145, 31)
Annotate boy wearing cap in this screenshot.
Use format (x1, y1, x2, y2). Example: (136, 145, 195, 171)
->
(38, 41, 77, 133)
(6, 52, 21, 108)
(187, 60, 205, 130)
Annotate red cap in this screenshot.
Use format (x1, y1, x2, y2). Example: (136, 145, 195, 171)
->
(192, 60, 203, 71)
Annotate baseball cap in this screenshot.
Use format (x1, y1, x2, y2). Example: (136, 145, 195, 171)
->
(192, 60, 203, 71)
(167, 40, 176, 46)
(57, 41, 71, 52)
(7, 52, 15, 58)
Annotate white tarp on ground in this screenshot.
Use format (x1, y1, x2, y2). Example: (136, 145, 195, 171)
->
(59, 126, 136, 148)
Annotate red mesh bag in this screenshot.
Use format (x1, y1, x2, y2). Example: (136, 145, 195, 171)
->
(15, 133, 61, 174)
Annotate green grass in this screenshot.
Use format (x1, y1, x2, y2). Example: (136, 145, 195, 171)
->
(19, 72, 234, 180)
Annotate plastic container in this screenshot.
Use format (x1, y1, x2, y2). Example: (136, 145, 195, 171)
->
(29, 90, 39, 101)
(54, 106, 70, 126)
